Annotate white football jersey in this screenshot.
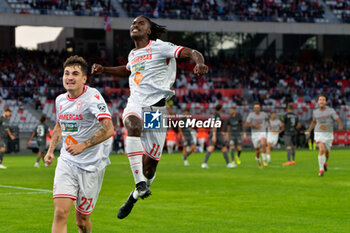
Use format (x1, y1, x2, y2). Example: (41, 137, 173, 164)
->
(55, 86, 112, 172)
(126, 39, 184, 106)
(313, 106, 339, 133)
(246, 111, 268, 133)
(268, 119, 282, 133)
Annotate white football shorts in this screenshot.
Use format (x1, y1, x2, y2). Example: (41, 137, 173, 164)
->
(251, 132, 267, 149)
(314, 132, 333, 151)
(267, 132, 279, 147)
(53, 157, 105, 215)
(123, 101, 167, 161)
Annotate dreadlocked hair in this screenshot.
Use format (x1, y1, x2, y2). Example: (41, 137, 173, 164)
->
(140, 15, 167, 40)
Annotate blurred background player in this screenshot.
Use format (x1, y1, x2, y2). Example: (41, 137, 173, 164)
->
(245, 102, 269, 168)
(305, 95, 343, 177)
(113, 124, 125, 154)
(44, 56, 114, 233)
(166, 128, 177, 154)
(28, 115, 51, 168)
(281, 104, 300, 166)
(0, 109, 15, 169)
(92, 15, 208, 219)
(307, 129, 316, 150)
(197, 128, 208, 153)
(266, 112, 282, 165)
(225, 106, 246, 166)
(179, 108, 196, 166)
(202, 104, 234, 169)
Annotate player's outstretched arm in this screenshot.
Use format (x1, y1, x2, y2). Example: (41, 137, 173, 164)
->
(66, 119, 114, 156)
(44, 121, 62, 165)
(305, 120, 316, 136)
(91, 64, 131, 77)
(178, 48, 208, 75)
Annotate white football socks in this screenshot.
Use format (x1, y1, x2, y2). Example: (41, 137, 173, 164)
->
(318, 154, 326, 171)
(126, 136, 145, 185)
(262, 153, 267, 161)
(267, 154, 271, 162)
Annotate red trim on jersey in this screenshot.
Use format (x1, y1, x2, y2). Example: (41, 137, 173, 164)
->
(98, 116, 112, 120)
(174, 46, 184, 58)
(53, 194, 77, 200)
(97, 113, 112, 120)
(66, 86, 88, 101)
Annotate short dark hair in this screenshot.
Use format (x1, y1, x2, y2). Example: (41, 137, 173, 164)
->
(287, 103, 293, 110)
(184, 108, 190, 113)
(318, 94, 327, 101)
(40, 115, 46, 123)
(215, 104, 222, 111)
(253, 102, 260, 107)
(140, 15, 167, 40)
(4, 109, 11, 113)
(63, 55, 88, 76)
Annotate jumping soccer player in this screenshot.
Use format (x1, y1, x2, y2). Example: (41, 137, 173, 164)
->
(245, 102, 269, 168)
(201, 104, 235, 169)
(305, 94, 343, 177)
(179, 108, 196, 166)
(28, 115, 51, 168)
(44, 56, 114, 233)
(0, 109, 15, 169)
(281, 104, 300, 166)
(266, 112, 282, 165)
(92, 15, 208, 219)
(225, 106, 246, 165)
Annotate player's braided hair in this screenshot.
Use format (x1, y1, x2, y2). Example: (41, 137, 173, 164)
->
(141, 15, 167, 40)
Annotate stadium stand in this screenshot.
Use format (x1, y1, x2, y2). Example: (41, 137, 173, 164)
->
(0, 48, 349, 132)
(6, 0, 119, 16)
(120, 0, 230, 20)
(325, 0, 350, 22)
(228, 0, 326, 22)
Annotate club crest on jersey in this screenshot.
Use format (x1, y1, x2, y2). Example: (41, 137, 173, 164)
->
(98, 103, 106, 112)
(94, 94, 100, 100)
(76, 100, 82, 110)
(143, 110, 161, 129)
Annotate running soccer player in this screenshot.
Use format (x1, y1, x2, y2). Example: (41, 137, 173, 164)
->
(281, 104, 300, 166)
(92, 15, 208, 219)
(305, 94, 343, 177)
(29, 115, 51, 168)
(245, 102, 269, 168)
(179, 108, 196, 166)
(201, 104, 234, 169)
(44, 56, 114, 233)
(0, 109, 15, 169)
(266, 112, 282, 165)
(225, 106, 246, 165)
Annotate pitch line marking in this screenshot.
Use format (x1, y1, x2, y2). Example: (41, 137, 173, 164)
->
(0, 184, 52, 193)
(0, 191, 51, 196)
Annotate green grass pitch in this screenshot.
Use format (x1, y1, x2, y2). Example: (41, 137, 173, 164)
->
(0, 149, 349, 233)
